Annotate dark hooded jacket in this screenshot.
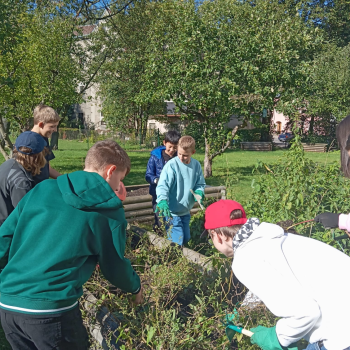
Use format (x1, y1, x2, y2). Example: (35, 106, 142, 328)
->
(0, 158, 35, 227)
(145, 146, 166, 198)
(0, 171, 140, 314)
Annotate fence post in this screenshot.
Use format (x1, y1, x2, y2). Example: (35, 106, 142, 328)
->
(157, 128, 160, 146)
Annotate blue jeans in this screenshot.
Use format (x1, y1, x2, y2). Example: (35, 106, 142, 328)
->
(304, 343, 350, 350)
(166, 214, 191, 245)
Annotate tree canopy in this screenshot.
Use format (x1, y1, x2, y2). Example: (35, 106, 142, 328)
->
(139, 0, 322, 177)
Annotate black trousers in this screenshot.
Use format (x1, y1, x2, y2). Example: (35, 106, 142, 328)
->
(0, 306, 89, 350)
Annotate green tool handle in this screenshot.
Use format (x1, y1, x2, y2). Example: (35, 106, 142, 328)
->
(227, 324, 254, 337)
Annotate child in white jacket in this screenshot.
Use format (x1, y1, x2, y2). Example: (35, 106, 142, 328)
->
(202, 199, 350, 350)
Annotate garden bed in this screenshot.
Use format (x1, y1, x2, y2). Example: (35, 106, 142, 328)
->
(126, 185, 149, 197)
(82, 226, 277, 350)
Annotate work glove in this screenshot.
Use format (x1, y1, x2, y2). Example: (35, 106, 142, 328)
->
(193, 190, 205, 205)
(250, 326, 298, 350)
(314, 212, 340, 228)
(155, 200, 172, 218)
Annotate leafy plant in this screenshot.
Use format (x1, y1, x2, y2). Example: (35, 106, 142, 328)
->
(245, 137, 350, 254)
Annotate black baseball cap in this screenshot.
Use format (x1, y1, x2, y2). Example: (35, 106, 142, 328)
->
(15, 131, 46, 155)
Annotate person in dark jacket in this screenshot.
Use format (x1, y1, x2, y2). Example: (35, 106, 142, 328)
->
(145, 130, 181, 230)
(0, 131, 46, 227)
(0, 140, 143, 350)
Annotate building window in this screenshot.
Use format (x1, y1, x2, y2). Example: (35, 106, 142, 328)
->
(78, 113, 84, 121)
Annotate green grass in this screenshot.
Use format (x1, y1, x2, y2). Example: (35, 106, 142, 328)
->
(0, 328, 11, 350)
(0, 140, 340, 203)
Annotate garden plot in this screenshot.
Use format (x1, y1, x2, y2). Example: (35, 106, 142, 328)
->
(82, 228, 277, 350)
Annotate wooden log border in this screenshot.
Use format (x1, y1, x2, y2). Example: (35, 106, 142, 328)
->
(124, 186, 226, 223)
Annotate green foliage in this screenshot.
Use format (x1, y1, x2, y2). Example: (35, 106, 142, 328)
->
(245, 137, 350, 253)
(0, 1, 105, 157)
(0, 4, 82, 127)
(307, 43, 350, 122)
(143, 0, 321, 177)
(184, 122, 233, 153)
(97, 0, 165, 138)
(234, 126, 271, 146)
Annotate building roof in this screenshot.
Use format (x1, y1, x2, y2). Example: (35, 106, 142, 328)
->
(74, 25, 97, 37)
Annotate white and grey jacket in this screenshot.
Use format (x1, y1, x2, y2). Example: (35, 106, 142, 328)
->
(232, 222, 350, 350)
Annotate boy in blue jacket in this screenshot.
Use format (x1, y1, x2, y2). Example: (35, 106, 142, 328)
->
(145, 130, 181, 229)
(156, 136, 206, 246)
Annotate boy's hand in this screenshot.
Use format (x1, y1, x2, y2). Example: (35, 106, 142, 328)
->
(155, 200, 172, 218)
(131, 286, 143, 305)
(314, 212, 339, 228)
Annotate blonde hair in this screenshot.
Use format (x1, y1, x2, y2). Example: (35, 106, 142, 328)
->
(13, 147, 47, 176)
(178, 136, 195, 152)
(210, 210, 244, 239)
(33, 104, 60, 125)
(85, 140, 131, 175)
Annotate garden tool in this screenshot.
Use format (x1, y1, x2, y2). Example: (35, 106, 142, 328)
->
(190, 189, 205, 210)
(222, 309, 253, 342)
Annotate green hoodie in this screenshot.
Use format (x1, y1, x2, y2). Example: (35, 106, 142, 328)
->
(0, 171, 140, 314)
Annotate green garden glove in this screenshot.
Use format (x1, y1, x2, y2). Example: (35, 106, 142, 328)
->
(193, 190, 204, 204)
(250, 326, 298, 350)
(155, 200, 172, 218)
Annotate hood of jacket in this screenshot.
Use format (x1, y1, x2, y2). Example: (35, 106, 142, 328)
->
(150, 146, 166, 160)
(238, 222, 286, 250)
(57, 171, 122, 210)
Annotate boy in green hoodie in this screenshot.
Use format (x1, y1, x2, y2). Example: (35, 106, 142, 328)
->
(0, 140, 143, 350)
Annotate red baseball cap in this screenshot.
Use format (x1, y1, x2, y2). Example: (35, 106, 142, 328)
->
(201, 200, 247, 238)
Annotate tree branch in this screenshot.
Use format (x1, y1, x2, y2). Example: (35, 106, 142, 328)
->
(209, 125, 239, 161)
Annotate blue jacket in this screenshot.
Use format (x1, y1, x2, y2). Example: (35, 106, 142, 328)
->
(145, 146, 166, 198)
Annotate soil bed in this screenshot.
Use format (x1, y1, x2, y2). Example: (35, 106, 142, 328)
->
(126, 187, 149, 197)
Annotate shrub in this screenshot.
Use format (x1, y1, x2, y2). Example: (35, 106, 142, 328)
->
(245, 137, 350, 254)
(233, 126, 271, 148)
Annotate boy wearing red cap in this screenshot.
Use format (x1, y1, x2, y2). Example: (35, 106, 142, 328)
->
(203, 200, 350, 350)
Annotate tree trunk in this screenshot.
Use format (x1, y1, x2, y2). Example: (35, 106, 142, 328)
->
(204, 138, 212, 178)
(309, 115, 315, 135)
(50, 131, 59, 150)
(0, 117, 12, 160)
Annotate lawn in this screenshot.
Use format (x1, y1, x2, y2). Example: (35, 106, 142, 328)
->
(0, 139, 340, 203)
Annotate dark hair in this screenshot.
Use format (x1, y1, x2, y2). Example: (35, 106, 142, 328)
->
(164, 130, 181, 144)
(210, 209, 244, 239)
(85, 140, 131, 175)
